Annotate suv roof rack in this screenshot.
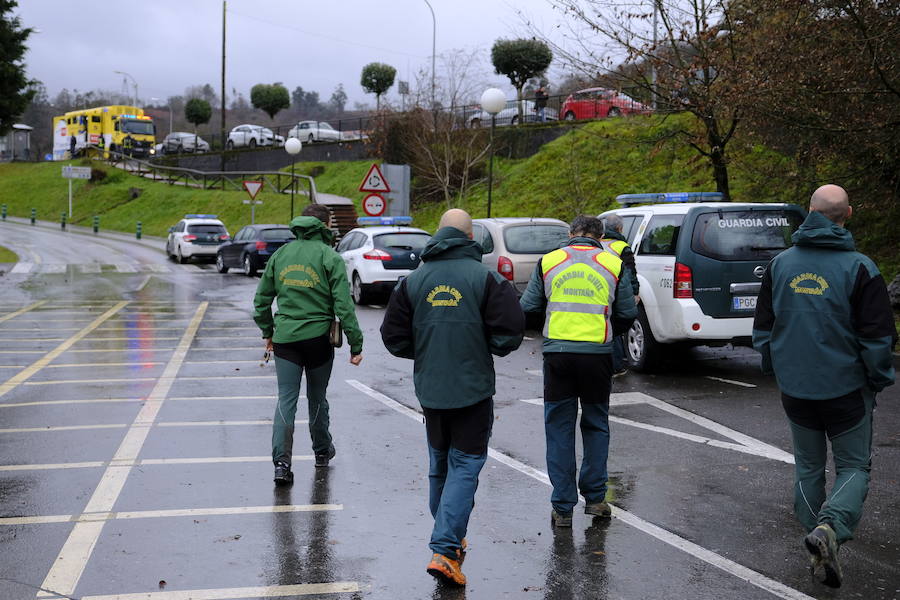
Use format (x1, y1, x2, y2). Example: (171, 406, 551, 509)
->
(615, 192, 724, 206)
(184, 214, 219, 219)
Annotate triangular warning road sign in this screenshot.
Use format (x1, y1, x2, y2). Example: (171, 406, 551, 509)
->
(243, 180, 264, 200)
(359, 163, 391, 193)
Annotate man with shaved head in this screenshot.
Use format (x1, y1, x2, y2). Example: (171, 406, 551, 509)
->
(381, 208, 525, 586)
(753, 184, 896, 588)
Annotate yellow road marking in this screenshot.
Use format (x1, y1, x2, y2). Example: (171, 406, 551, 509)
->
(0, 301, 129, 400)
(0, 300, 48, 323)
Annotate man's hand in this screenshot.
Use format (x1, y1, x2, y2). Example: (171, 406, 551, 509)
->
(350, 354, 363, 366)
(264, 338, 273, 352)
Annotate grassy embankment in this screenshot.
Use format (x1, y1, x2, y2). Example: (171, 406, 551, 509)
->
(0, 245, 18, 263)
(0, 113, 895, 281)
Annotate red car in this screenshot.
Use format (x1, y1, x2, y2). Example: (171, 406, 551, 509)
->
(560, 87, 653, 121)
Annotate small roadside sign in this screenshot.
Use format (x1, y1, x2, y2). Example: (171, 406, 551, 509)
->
(243, 180, 264, 200)
(62, 166, 91, 180)
(359, 163, 391, 193)
(362, 193, 387, 217)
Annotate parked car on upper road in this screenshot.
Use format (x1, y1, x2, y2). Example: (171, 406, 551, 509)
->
(159, 131, 210, 154)
(560, 87, 653, 121)
(226, 124, 285, 149)
(216, 224, 295, 276)
(599, 193, 806, 371)
(468, 100, 558, 128)
(471, 217, 570, 295)
(336, 220, 431, 305)
(287, 121, 348, 143)
(166, 214, 230, 264)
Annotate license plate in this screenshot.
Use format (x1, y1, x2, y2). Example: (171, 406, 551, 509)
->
(732, 296, 757, 310)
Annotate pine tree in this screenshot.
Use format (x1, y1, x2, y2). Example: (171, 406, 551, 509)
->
(0, 0, 35, 136)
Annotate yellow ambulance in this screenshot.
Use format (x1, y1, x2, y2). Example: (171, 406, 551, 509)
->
(52, 105, 156, 160)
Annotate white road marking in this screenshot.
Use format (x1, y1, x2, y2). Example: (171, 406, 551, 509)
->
(0, 300, 48, 323)
(525, 368, 542, 376)
(135, 275, 152, 291)
(38, 362, 165, 368)
(157, 420, 295, 427)
(347, 380, 811, 600)
(77, 336, 181, 341)
(0, 461, 105, 472)
(0, 424, 128, 434)
(0, 398, 143, 408)
(168, 395, 278, 401)
(10, 262, 34, 274)
(520, 395, 648, 408)
(37, 302, 207, 599)
(114, 263, 138, 273)
(43, 264, 67, 274)
(0, 301, 130, 400)
(79, 264, 101, 274)
(65, 348, 175, 354)
(24, 378, 158, 386)
(144, 264, 172, 273)
(78, 582, 361, 600)
(705, 375, 757, 388)
(0, 504, 343, 526)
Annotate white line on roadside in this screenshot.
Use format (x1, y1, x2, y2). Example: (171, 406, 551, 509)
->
(0, 455, 309, 472)
(0, 420, 297, 433)
(0, 398, 144, 408)
(0, 424, 128, 434)
(37, 302, 208, 599)
(79, 264, 101, 274)
(347, 379, 811, 600)
(135, 275, 152, 291)
(10, 262, 34, 274)
(78, 582, 361, 600)
(114, 263, 138, 273)
(525, 368, 542, 376)
(0, 504, 343, 526)
(705, 375, 757, 388)
(157, 420, 294, 427)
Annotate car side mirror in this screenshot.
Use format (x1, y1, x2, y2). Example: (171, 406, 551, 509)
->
(168, 226, 175, 233)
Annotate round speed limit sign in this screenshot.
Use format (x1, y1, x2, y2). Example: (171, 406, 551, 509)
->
(362, 193, 386, 217)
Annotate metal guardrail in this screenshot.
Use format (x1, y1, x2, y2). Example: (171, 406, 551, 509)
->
(89, 146, 318, 201)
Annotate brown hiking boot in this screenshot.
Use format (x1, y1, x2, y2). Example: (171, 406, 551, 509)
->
(457, 538, 468, 565)
(426, 553, 467, 586)
(585, 501, 612, 518)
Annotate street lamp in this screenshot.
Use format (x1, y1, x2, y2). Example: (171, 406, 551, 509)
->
(480, 88, 505, 218)
(423, 0, 436, 113)
(285, 137, 302, 220)
(114, 70, 139, 107)
(151, 97, 173, 135)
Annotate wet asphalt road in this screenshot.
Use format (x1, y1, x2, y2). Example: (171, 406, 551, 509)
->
(0, 219, 898, 600)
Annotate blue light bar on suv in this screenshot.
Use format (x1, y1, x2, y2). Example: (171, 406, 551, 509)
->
(184, 214, 219, 219)
(357, 216, 413, 226)
(615, 192, 724, 206)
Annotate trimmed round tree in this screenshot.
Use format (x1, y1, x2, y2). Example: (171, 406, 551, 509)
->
(184, 98, 211, 150)
(360, 62, 396, 111)
(250, 83, 290, 120)
(491, 39, 553, 123)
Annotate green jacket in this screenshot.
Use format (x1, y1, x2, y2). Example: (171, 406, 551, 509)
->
(602, 229, 640, 296)
(380, 227, 525, 409)
(752, 211, 896, 399)
(253, 216, 363, 354)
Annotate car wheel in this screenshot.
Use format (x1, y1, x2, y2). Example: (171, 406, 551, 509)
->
(176, 245, 188, 264)
(564, 111, 576, 121)
(308, 134, 315, 144)
(608, 107, 621, 117)
(511, 115, 519, 125)
(215, 253, 229, 273)
(248, 138, 257, 149)
(470, 118, 481, 128)
(226, 140, 234, 150)
(243, 254, 256, 276)
(351, 273, 369, 305)
(165, 240, 173, 259)
(626, 307, 664, 372)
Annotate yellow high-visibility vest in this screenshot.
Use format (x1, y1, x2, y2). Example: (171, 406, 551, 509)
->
(601, 238, 629, 257)
(541, 244, 623, 343)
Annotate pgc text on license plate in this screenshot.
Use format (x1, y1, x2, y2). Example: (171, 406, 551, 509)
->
(732, 296, 757, 310)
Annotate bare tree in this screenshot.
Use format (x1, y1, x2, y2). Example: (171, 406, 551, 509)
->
(409, 48, 493, 111)
(533, 0, 743, 199)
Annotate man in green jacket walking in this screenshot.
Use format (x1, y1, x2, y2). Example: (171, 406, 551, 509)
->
(753, 185, 896, 588)
(254, 215, 363, 485)
(381, 209, 525, 586)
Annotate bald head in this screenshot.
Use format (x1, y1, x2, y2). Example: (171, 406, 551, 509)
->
(810, 184, 852, 225)
(603, 213, 624, 234)
(438, 208, 473, 238)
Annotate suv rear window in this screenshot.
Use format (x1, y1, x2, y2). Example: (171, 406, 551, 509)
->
(503, 224, 569, 254)
(374, 232, 430, 251)
(187, 224, 226, 235)
(638, 215, 683, 255)
(691, 210, 803, 261)
(261, 228, 294, 241)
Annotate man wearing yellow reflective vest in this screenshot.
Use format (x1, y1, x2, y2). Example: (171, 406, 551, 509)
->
(520, 215, 637, 527)
(601, 214, 640, 375)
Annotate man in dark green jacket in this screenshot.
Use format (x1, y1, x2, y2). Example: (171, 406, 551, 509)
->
(381, 209, 525, 586)
(601, 213, 640, 374)
(753, 185, 896, 588)
(254, 215, 363, 485)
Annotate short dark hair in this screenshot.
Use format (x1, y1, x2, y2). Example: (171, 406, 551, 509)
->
(302, 204, 331, 224)
(570, 215, 605, 239)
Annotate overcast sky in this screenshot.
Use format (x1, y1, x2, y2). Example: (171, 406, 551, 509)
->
(16, 0, 573, 108)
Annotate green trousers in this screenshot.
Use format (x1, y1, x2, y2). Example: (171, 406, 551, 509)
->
(272, 355, 334, 465)
(788, 390, 875, 544)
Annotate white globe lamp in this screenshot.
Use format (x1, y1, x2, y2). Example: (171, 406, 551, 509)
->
(480, 88, 506, 115)
(285, 137, 303, 219)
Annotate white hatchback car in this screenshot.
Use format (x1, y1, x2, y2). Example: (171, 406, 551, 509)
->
(166, 214, 231, 264)
(336, 221, 431, 305)
(226, 124, 284, 149)
(599, 194, 806, 371)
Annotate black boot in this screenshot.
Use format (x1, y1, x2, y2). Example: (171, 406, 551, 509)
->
(274, 461, 293, 485)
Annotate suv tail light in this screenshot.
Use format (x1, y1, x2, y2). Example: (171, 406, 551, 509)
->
(363, 249, 392, 261)
(219, 234, 230, 241)
(674, 262, 693, 298)
(498, 256, 514, 281)
(183, 234, 197, 242)
(255, 241, 268, 251)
